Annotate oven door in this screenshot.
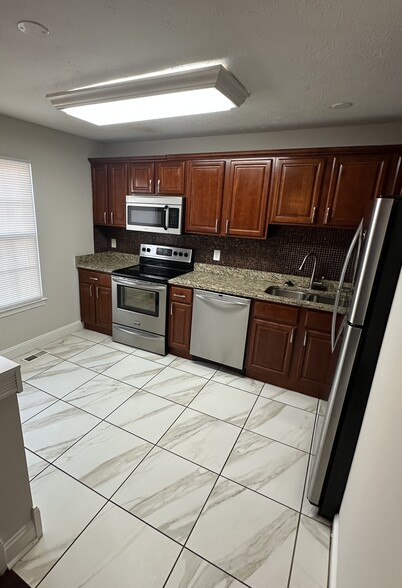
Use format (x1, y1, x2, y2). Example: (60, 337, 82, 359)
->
(126, 202, 168, 233)
(112, 276, 167, 335)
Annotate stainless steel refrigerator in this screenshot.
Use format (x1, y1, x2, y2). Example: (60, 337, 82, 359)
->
(307, 196, 402, 519)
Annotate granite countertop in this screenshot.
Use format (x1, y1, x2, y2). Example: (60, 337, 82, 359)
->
(75, 253, 344, 313)
(75, 252, 139, 273)
(169, 263, 344, 313)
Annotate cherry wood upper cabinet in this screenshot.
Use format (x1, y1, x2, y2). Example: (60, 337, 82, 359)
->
(108, 162, 128, 226)
(156, 161, 186, 194)
(185, 161, 225, 234)
(128, 162, 154, 194)
(270, 157, 326, 224)
(224, 159, 273, 238)
(91, 163, 108, 225)
(323, 154, 391, 227)
(91, 162, 127, 226)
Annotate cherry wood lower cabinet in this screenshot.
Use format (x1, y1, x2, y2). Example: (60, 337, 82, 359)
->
(168, 286, 193, 358)
(78, 270, 112, 335)
(245, 300, 340, 400)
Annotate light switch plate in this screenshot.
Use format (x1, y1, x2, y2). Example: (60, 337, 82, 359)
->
(111, 238, 117, 249)
(213, 249, 221, 261)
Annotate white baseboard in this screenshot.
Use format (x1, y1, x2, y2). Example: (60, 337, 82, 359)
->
(1, 321, 83, 359)
(0, 507, 42, 571)
(328, 514, 339, 588)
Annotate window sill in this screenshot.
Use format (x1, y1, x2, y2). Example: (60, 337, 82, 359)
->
(0, 298, 48, 319)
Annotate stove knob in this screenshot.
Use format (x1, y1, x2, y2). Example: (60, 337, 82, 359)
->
(146, 248, 151, 252)
(142, 247, 146, 252)
(184, 253, 188, 257)
(173, 251, 178, 256)
(179, 252, 183, 256)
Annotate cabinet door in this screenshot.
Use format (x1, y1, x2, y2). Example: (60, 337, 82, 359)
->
(128, 162, 154, 194)
(186, 161, 225, 234)
(108, 163, 128, 226)
(91, 164, 108, 225)
(270, 157, 325, 224)
(295, 329, 334, 399)
(224, 159, 273, 238)
(245, 318, 296, 383)
(95, 286, 112, 334)
(324, 154, 390, 227)
(156, 161, 186, 194)
(168, 301, 192, 357)
(79, 283, 96, 325)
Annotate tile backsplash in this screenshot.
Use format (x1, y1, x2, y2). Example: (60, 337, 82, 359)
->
(94, 225, 354, 281)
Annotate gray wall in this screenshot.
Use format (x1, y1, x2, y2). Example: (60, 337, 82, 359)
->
(336, 270, 402, 588)
(96, 121, 402, 157)
(0, 115, 97, 352)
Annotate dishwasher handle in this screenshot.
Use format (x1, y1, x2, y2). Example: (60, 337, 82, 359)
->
(195, 293, 249, 307)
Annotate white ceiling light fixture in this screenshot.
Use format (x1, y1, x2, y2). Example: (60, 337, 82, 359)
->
(46, 65, 249, 126)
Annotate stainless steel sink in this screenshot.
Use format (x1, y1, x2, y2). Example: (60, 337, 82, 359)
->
(265, 286, 311, 300)
(265, 286, 338, 306)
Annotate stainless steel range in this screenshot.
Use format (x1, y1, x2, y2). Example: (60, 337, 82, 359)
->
(112, 244, 193, 355)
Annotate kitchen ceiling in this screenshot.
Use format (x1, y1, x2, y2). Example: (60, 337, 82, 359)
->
(1, 0, 401, 142)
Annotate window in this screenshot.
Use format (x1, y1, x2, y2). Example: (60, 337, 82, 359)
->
(0, 158, 44, 315)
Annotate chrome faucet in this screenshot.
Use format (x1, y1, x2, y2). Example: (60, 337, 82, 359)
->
(299, 252, 318, 290)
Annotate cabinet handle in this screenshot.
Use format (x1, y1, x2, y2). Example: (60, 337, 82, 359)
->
(157, 179, 160, 193)
(89, 276, 99, 281)
(149, 179, 152, 189)
(103, 212, 107, 223)
(89, 285, 93, 297)
(170, 302, 173, 316)
(290, 329, 294, 344)
(310, 206, 317, 224)
(173, 294, 186, 298)
(324, 207, 331, 224)
(215, 218, 219, 233)
(95, 286, 99, 298)
(225, 219, 229, 234)
(110, 211, 114, 224)
(303, 332, 307, 346)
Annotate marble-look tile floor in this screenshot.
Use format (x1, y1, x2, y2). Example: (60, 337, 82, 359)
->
(13, 328, 331, 588)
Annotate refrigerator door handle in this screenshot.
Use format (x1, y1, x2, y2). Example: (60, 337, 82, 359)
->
(331, 219, 364, 352)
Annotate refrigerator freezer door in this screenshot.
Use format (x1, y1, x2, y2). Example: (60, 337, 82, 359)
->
(307, 323, 361, 505)
(348, 197, 394, 327)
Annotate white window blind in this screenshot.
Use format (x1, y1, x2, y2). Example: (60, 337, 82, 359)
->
(0, 158, 43, 313)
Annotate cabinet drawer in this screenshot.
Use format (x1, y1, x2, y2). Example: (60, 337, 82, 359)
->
(170, 286, 193, 304)
(78, 269, 111, 287)
(253, 301, 299, 325)
(304, 309, 333, 332)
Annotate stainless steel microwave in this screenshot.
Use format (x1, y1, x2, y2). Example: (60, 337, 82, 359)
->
(126, 195, 184, 235)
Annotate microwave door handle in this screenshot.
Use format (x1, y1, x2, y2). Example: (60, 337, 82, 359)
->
(164, 206, 169, 231)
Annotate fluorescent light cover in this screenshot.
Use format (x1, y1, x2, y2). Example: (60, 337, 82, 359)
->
(47, 65, 249, 126)
(63, 88, 235, 125)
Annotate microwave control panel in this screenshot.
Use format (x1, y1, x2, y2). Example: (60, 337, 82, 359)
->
(168, 208, 180, 229)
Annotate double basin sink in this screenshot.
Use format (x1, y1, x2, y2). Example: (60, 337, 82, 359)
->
(265, 286, 339, 306)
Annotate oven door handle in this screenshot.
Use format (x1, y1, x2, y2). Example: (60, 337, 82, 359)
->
(112, 276, 166, 291)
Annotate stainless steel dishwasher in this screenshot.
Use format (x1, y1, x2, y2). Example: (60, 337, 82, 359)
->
(190, 289, 251, 370)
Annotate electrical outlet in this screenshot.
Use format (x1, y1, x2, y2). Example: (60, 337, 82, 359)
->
(111, 238, 117, 249)
(213, 249, 221, 262)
